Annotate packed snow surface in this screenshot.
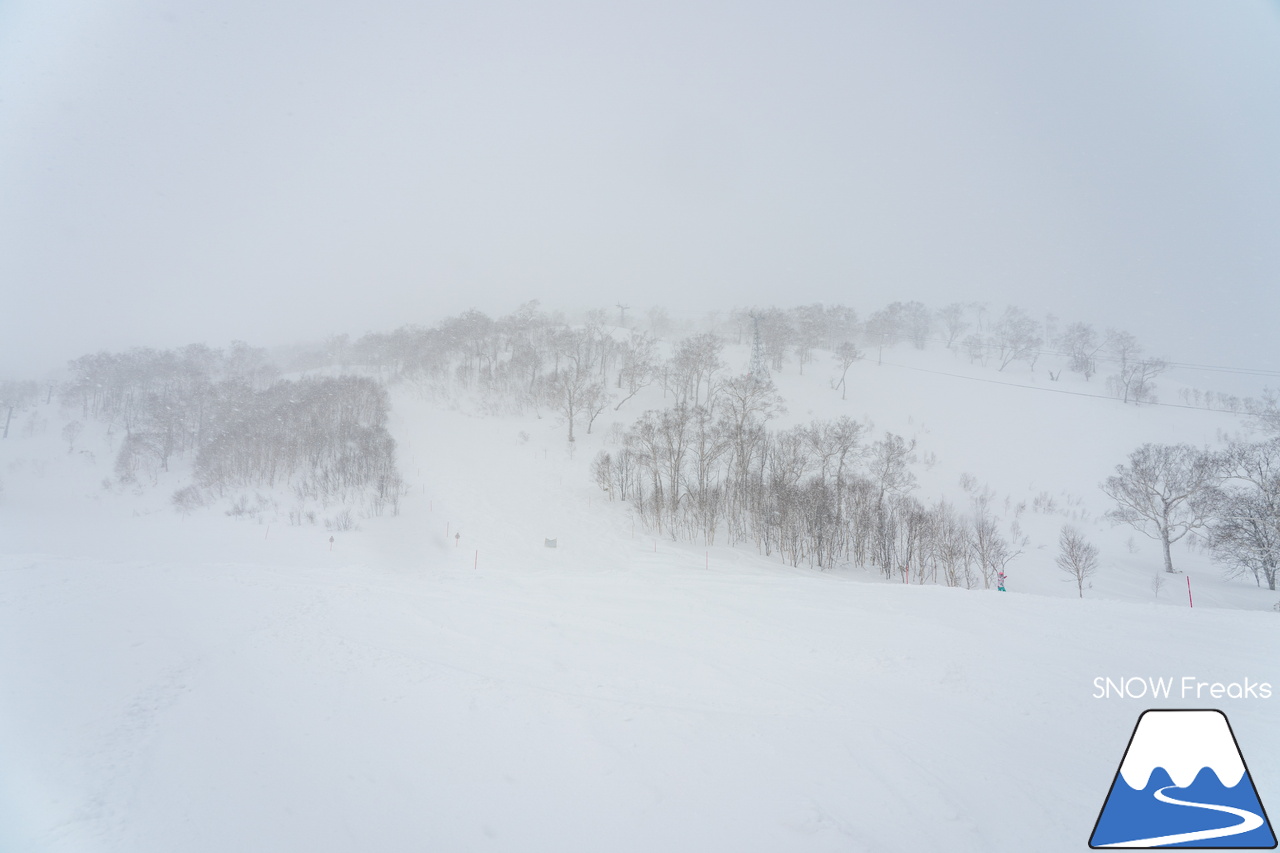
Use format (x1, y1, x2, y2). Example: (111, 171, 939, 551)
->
(2, 346, 1277, 852)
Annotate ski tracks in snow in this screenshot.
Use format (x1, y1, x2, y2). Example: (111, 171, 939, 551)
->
(49, 659, 197, 851)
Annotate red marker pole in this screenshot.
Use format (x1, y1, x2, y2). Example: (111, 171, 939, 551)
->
(1187, 576, 1194, 608)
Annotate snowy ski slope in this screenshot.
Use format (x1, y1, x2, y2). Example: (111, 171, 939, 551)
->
(2, 340, 1276, 852)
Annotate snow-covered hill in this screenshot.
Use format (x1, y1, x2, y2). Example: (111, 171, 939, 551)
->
(2, 338, 1276, 852)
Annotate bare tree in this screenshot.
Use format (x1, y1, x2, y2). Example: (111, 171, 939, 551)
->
(592, 450, 615, 500)
(929, 501, 976, 588)
(1101, 443, 1219, 573)
(791, 304, 826, 374)
(1104, 329, 1141, 370)
(1206, 438, 1280, 590)
(991, 306, 1042, 372)
(687, 405, 729, 543)
(189, 375, 401, 515)
(718, 374, 785, 545)
(757, 308, 793, 371)
(669, 333, 724, 407)
(831, 342, 861, 400)
(868, 432, 917, 508)
(1056, 322, 1103, 380)
(1, 380, 38, 439)
(1246, 388, 1280, 436)
(938, 303, 969, 349)
(656, 404, 694, 533)
(1056, 525, 1099, 597)
(1042, 312, 1059, 352)
(969, 489, 1024, 588)
(901, 302, 931, 349)
(1109, 358, 1167, 404)
(614, 332, 658, 410)
(1101, 329, 1154, 401)
(546, 369, 591, 442)
(823, 305, 860, 349)
(61, 420, 83, 453)
(863, 306, 897, 352)
(581, 380, 613, 436)
(547, 329, 601, 442)
(646, 306, 674, 339)
(962, 333, 990, 367)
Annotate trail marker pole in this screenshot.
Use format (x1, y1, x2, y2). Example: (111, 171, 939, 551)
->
(1187, 576, 1194, 608)
(474, 550, 477, 570)
(265, 525, 270, 540)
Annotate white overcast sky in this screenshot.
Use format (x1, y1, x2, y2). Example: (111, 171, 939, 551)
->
(1, 1, 1278, 376)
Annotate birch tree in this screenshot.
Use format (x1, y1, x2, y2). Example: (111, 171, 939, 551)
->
(1101, 443, 1218, 573)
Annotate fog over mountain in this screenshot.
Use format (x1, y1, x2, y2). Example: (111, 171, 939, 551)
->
(2, 1, 1278, 375)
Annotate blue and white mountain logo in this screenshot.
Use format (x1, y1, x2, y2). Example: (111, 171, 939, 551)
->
(1090, 709, 1276, 848)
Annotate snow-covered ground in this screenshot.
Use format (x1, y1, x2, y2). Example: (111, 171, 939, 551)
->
(2, 343, 1277, 852)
